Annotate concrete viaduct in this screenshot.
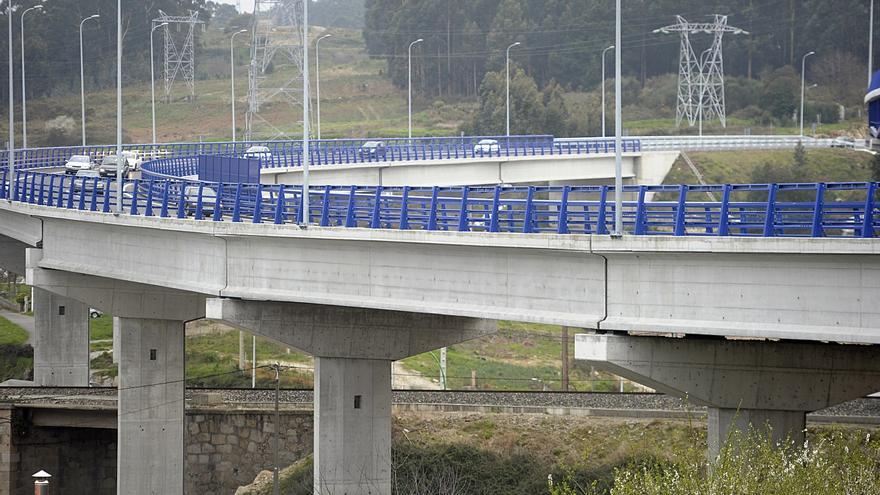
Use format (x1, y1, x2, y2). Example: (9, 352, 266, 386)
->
(0, 137, 878, 494)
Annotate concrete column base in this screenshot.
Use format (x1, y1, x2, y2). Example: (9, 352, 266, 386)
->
(117, 318, 184, 494)
(314, 357, 392, 495)
(708, 408, 806, 459)
(33, 287, 89, 386)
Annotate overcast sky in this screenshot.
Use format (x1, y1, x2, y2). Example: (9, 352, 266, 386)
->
(215, 0, 256, 13)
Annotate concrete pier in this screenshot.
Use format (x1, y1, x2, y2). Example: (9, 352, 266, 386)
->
(117, 318, 185, 494)
(33, 287, 89, 386)
(314, 357, 392, 493)
(575, 334, 880, 459)
(207, 298, 495, 495)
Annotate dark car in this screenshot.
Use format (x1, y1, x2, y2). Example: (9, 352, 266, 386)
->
(359, 141, 387, 160)
(97, 155, 131, 178)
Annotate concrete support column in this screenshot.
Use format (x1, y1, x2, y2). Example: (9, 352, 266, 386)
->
(117, 318, 185, 495)
(708, 408, 806, 458)
(112, 316, 120, 364)
(33, 287, 89, 386)
(314, 357, 392, 494)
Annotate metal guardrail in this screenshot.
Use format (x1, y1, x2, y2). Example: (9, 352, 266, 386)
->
(8, 168, 878, 238)
(2, 135, 641, 173)
(556, 135, 845, 152)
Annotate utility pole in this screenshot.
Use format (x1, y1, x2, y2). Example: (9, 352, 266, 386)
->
(800, 51, 815, 137)
(79, 14, 100, 146)
(870, 0, 875, 84)
(561, 327, 569, 392)
(302, 0, 310, 225)
(440, 347, 447, 390)
(506, 41, 521, 136)
(613, 0, 623, 235)
(115, 0, 122, 214)
(272, 363, 281, 495)
(407, 39, 423, 139)
(601, 45, 614, 138)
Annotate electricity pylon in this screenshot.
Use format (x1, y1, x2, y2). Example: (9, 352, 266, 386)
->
(154, 10, 204, 103)
(654, 15, 748, 128)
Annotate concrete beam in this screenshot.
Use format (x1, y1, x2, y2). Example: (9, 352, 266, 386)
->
(0, 207, 41, 246)
(117, 318, 185, 494)
(27, 249, 205, 321)
(261, 153, 645, 187)
(575, 334, 880, 410)
(33, 287, 89, 386)
(205, 298, 496, 360)
(0, 235, 27, 275)
(576, 334, 880, 458)
(30, 406, 116, 429)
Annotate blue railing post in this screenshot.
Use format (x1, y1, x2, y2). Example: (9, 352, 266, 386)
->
(212, 183, 224, 222)
(37, 174, 45, 205)
(144, 180, 156, 217)
(101, 177, 110, 213)
(427, 186, 439, 230)
(76, 179, 86, 210)
(65, 176, 75, 209)
(130, 179, 140, 215)
(344, 186, 357, 227)
(46, 175, 55, 207)
(596, 186, 609, 235)
(457, 186, 470, 232)
(297, 186, 306, 224)
(762, 184, 778, 237)
(232, 183, 243, 223)
(89, 179, 99, 211)
(177, 182, 188, 219)
(399, 186, 410, 230)
(717, 184, 731, 236)
(861, 182, 877, 238)
(274, 186, 286, 225)
(489, 186, 501, 233)
(634, 186, 647, 235)
(522, 186, 535, 233)
(810, 183, 826, 237)
(320, 185, 331, 227)
(370, 187, 384, 228)
(556, 186, 570, 234)
(674, 185, 688, 236)
(194, 183, 205, 220)
(159, 180, 170, 218)
(253, 184, 263, 224)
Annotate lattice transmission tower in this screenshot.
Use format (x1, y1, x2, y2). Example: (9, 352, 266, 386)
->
(153, 11, 204, 103)
(245, 0, 308, 141)
(654, 15, 748, 128)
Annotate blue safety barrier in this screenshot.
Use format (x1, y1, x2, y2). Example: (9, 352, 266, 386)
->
(6, 167, 878, 238)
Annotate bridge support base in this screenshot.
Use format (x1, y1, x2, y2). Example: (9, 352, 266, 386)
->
(575, 334, 880, 460)
(33, 287, 89, 386)
(117, 318, 185, 494)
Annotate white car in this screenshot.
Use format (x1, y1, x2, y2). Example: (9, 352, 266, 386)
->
(121, 151, 145, 169)
(244, 145, 272, 162)
(183, 185, 217, 216)
(473, 139, 500, 156)
(64, 155, 93, 174)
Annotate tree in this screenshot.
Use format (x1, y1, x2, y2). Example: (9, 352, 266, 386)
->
(541, 80, 571, 137)
(465, 65, 544, 136)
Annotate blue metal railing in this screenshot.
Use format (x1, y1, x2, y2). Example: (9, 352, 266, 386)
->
(6, 168, 878, 238)
(1, 135, 641, 175)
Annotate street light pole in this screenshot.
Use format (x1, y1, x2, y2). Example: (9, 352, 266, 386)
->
(800, 51, 815, 137)
(230, 29, 247, 142)
(20, 4, 42, 150)
(115, 0, 123, 214)
(505, 41, 521, 137)
(316, 34, 332, 140)
(601, 45, 614, 138)
(7, 3, 14, 201)
(407, 38, 423, 139)
(302, 0, 311, 225)
(613, 0, 623, 235)
(871, 0, 875, 84)
(79, 14, 100, 146)
(150, 22, 168, 145)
